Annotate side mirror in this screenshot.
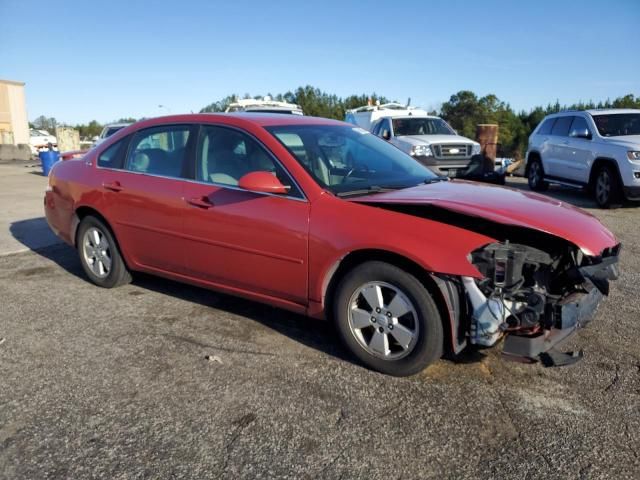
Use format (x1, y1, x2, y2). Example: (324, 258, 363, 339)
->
(92, 136, 99, 142)
(571, 128, 592, 140)
(238, 171, 289, 194)
(381, 129, 391, 141)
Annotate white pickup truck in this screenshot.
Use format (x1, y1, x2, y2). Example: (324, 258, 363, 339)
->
(346, 103, 482, 177)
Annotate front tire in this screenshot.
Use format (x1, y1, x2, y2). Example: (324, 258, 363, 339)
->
(333, 261, 443, 376)
(527, 158, 548, 191)
(593, 165, 622, 209)
(77, 215, 132, 288)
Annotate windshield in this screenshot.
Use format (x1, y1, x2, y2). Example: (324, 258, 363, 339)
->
(592, 113, 640, 137)
(266, 124, 438, 196)
(392, 117, 455, 136)
(105, 126, 125, 138)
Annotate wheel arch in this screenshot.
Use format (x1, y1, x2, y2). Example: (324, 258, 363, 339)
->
(525, 150, 542, 176)
(588, 157, 623, 190)
(322, 249, 464, 355)
(73, 206, 131, 270)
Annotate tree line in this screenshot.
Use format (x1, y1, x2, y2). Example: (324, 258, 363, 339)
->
(33, 87, 640, 157)
(201, 87, 640, 157)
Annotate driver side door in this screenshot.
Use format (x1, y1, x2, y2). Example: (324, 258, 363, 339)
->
(181, 125, 310, 304)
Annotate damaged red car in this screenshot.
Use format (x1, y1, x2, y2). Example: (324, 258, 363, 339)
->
(44, 114, 620, 376)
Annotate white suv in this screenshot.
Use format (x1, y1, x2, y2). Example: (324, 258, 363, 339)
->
(526, 109, 640, 207)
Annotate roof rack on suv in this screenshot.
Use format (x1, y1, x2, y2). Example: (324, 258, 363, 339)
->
(225, 96, 304, 115)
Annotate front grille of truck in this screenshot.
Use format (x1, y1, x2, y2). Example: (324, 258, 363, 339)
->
(433, 144, 471, 159)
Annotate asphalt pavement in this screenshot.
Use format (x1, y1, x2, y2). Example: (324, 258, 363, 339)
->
(0, 166, 638, 479)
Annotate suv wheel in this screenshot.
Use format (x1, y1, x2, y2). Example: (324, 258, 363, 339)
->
(333, 261, 443, 376)
(594, 165, 622, 209)
(527, 158, 548, 191)
(77, 215, 132, 288)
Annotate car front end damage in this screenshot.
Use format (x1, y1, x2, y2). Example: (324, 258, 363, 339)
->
(464, 240, 620, 364)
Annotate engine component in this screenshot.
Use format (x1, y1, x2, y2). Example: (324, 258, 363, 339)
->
(462, 277, 505, 347)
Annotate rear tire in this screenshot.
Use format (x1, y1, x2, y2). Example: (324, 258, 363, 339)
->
(593, 165, 622, 209)
(527, 158, 549, 191)
(77, 215, 132, 288)
(333, 261, 443, 377)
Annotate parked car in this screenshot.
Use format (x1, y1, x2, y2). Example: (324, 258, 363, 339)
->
(526, 109, 640, 207)
(29, 129, 57, 154)
(345, 104, 502, 182)
(44, 114, 620, 376)
(92, 123, 132, 147)
(225, 97, 304, 115)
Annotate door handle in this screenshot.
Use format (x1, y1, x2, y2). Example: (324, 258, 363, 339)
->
(561, 140, 570, 145)
(185, 196, 214, 209)
(103, 181, 123, 192)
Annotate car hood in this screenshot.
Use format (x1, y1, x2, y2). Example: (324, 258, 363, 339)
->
(348, 180, 617, 256)
(397, 134, 477, 146)
(601, 135, 640, 148)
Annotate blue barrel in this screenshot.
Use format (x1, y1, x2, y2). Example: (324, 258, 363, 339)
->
(39, 151, 60, 176)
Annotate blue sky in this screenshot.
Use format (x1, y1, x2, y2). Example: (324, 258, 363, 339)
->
(1, 0, 639, 124)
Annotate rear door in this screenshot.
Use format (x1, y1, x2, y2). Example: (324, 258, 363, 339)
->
(99, 124, 196, 273)
(181, 124, 309, 304)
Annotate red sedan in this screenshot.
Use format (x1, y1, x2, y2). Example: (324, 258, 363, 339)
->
(44, 114, 620, 375)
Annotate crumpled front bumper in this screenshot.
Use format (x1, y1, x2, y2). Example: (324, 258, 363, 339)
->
(502, 250, 620, 361)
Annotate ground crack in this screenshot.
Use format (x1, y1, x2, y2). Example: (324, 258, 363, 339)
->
(604, 363, 620, 392)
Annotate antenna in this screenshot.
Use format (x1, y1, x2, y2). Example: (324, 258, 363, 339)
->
(407, 97, 411, 106)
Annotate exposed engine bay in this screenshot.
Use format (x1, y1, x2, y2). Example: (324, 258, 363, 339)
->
(354, 200, 621, 365)
(465, 240, 620, 362)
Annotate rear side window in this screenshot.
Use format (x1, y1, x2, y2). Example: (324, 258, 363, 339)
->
(537, 118, 556, 135)
(550, 116, 573, 136)
(97, 138, 128, 169)
(126, 126, 192, 178)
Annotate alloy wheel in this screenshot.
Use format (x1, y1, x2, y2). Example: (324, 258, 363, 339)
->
(596, 169, 611, 206)
(529, 161, 541, 187)
(82, 227, 112, 278)
(347, 281, 419, 360)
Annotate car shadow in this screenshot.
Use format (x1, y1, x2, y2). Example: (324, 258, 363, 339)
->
(9, 217, 499, 371)
(8, 222, 353, 365)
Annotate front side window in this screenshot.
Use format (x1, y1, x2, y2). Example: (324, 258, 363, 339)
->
(196, 126, 302, 197)
(126, 126, 191, 178)
(392, 117, 455, 136)
(267, 124, 438, 196)
(569, 116, 590, 138)
(592, 113, 640, 137)
(550, 116, 573, 136)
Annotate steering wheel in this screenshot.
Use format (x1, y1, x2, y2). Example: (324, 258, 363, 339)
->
(341, 164, 369, 184)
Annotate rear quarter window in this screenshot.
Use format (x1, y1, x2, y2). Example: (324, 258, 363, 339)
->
(537, 118, 556, 135)
(97, 137, 128, 169)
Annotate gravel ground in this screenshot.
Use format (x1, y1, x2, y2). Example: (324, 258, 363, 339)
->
(0, 178, 639, 479)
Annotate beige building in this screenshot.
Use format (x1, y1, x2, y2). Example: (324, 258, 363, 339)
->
(0, 79, 29, 145)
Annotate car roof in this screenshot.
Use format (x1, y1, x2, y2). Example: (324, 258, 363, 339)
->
(585, 108, 640, 115)
(377, 115, 440, 120)
(133, 113, 345, 128)
(547, 108, 640, 118)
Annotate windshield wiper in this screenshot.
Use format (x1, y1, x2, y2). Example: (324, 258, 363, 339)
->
(336, 185, 405, 198)
(423, 176, 449, 184)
